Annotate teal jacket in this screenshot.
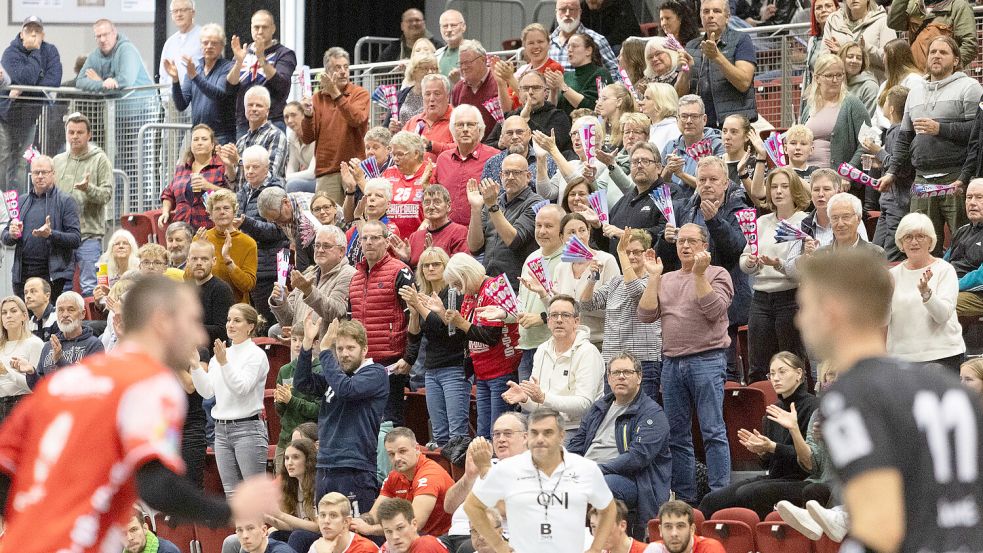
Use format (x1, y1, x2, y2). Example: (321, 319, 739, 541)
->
(76, 32, 153, 96)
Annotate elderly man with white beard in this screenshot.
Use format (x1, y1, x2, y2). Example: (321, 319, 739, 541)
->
(25, 291, 104, 388)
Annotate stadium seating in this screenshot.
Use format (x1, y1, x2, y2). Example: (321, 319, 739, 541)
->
(756, 511, 813, 553)
(722, 386, 769, 470)
(647, 508, 705, 542)
(701, 507, 760, 553)
(254, 338, 291, 390)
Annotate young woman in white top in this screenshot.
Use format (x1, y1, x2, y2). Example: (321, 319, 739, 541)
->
(638, 82, 681, 154)
(739, 168, 812, 383)
(0, 296, 43, 420)
(887, 213, 965, 372)
(191, 303, 270, 497)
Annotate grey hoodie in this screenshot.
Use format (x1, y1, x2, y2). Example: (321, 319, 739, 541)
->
(848, 70, 880, 119)
(890, 71, 983, 175)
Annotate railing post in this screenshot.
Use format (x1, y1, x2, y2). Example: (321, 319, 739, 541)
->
(780, 34, 792, 128)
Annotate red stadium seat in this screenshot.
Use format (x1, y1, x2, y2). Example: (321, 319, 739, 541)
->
(253, 338, 290, 390)
(814, 535, 842, 553)
(702, 507, 759, 553)
(264, 389, 281, 445)
(121, 212, 156, 246)
(748, 380, 778, 407)
(756, 511, 813, 553)
(647, 509, 705, 542)
(153, 514, 197, 553)
(640, 22, 660, 37)
(203, 448, 224, 497)
(723, 386, 769, 470)
(735, 325, 749, 380)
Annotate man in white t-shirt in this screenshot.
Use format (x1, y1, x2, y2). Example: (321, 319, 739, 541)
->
(464, 407, 617, 553)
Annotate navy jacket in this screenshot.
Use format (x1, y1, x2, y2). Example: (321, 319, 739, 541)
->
(567, 390, 672, 527)
(30, 326, 105, 388)
(1, 186, 81, 284)
(294, 347, 389, 472)
(655, 181, 752, 326)
(0, 35, 61, 124)
(237, 175, 289, 282)
(172, 56, 237, 142)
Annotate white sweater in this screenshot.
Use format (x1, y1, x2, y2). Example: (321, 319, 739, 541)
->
(739, 211, 808, 293)
(191, 339, 269, 420)
(0, 335, 43, 396)
(887, 259, 965, 362)
(521, 326, 604, 431)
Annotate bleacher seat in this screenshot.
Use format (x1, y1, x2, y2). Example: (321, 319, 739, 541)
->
(747, 380, 778, 406)
(701, 507, 759, 553)
(647, 509, 705, 542)
(195, 524, 235, 553)
(640, 22, 660, 37)
(756, 511, 813, 553)
(735, 325, 750, 380)
(723, 385, 769, 470)
(120, 212, 157, 246)
(814, 535, 842, 553)
(84, 296, 107, 321)
(253, 338, 290, 390)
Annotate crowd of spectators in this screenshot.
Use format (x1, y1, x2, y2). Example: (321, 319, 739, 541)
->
(6, 0, 983, 551)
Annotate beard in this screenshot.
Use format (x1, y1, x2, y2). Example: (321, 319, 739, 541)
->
(665, 534, 692, 553)
(557, 18, 579, 33)
(56, 319, 81, 336)
(508, 142, 528, 155)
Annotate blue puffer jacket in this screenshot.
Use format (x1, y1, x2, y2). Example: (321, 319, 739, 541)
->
(236, 174, 289, 283)
(0, 35, 61, 124)
(567, 390, 672, 531)
(655, 181, 752, 326)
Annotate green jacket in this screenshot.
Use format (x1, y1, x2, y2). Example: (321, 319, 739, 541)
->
(274, 358, 321, 450)
(888, 0, 977, 69)
(800, 93, 870, 171)
(559, 63, 611, 114)
(53, 145, 113, 238)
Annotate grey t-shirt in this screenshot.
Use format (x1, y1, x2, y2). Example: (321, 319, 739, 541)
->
(585, 402, 629, 463)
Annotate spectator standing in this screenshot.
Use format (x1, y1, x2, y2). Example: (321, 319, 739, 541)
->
(579, 0, 642, 50)
(187, 240, 235, 345)
(0, 16, 61, 196)
(159, 124, 229, 230)
(283, 101, 316, 193)
(2, 155, 80, 299)
(840, 42, 879, 118)
(887, 0, 975, 71)
(201, 189, 258, 303)
(803, 0, 840, 92)
(435, 105, 499, 226)
(168, 23, 236, 145)
(222, 86, 288, 180)
(380, 9, 446, 63)
(549, 0, 619, 78)
(158, 0, 201, 89)
(888, 213, 965, 372)
(436, 10, 467, 77)
(659, 95, 724, 200)
(52, 112, 112, 298)
(23, 277, 56, 341)
(0, 296, 43, 421)
(868, 84, 913, 261)
(227, 10, 297, 136)
(684, 0, 757, 128)
(821, 0, 895, 80)
(639, 223, 735, 504)
(300, 47, 369, 204)
(191, 303, 270, 497)
(403, 74, 454, 160)
(596, 143, 670, 256)
(29, 291, 104, 387)
(548, 34, 612, 115)
(879, 36, 981, 257)
(451, 41, 502, 141)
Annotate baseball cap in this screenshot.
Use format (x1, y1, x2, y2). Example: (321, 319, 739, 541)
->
(22, 16, 43, 30)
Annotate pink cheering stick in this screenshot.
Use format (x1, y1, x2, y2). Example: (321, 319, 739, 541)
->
(618, 68, 639, 100)
(482, 97, 505, 124)
(526, 256, 555, 294)
(484, 274, 519, 317)
(415, 120, 426, 135)
(380, 84, 400, 120)
(3, 190, 19, 221)
(764, 132, 787, 167)
(276, 249, 291, 302)
(735, 208, 759, 255)
(531, 199, 549, 215)
(836, 162, 879, 189)
(649, 183, 675, 227)
(578, 123, 598, 165)
(22, 146, 39, 164)
(912, 183, 958, 198)
(685, 139, 712, 161)
(665, 34, 690, 72)
(587, 190, 608, 223)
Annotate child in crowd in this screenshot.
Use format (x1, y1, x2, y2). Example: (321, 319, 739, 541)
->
(748, 125, 818, 206)
(864, 85, 912, 262)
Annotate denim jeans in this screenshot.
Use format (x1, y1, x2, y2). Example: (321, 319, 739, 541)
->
(425, 367, 471, 445)
(476, 374, 514, 438)
(640, 359, 662, 403)
(516, 349, 536, 382)
(315, 467, 380, 517)
(747, 289, 804, 383)
(285, 176, 317, 193)
(663, 349, 730, 503)
(75, 237, 102, 297)
(213, 418, 268, 497)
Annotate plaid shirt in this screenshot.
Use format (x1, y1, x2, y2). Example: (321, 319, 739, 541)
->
(548, 24, 619, 80)
(160, 154, 229, 230)
(236, 120, 288, 179)
(581, 275, 663, 362)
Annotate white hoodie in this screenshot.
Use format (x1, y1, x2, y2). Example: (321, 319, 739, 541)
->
(521, 325, 604, 431)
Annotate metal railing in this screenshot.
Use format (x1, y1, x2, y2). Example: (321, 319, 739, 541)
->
(353, 37, 400, 65)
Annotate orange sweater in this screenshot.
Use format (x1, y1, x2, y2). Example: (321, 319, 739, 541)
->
(299, 83, 369, 176)
(202, 228, 258, 303)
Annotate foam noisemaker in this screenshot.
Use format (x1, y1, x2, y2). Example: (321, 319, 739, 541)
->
(380, 84, 400, 119)
(579, 123, 599, 165)
(587, 190, 609, 223)
(774, 219, 808, 243)
(685, 139, 713, 161)
(3, 190, 18, 220)
(913, 183, 958, 198)
(649, 182, 675, 227)
(836, 162, 879, 189)
(360, 156, 381, 178)
(276, 249, 291, 301)
(618, 68, 639, 100)
(763, 132, 787, 167)
(531, 199, 549, 215)
(562, 234, 594, 263)
(483, 274, 519, 317)
(298, 209, 323, 248)
(415, 120, 426, 135)
(447, 287, 459, 336)
(298, 65, 312, 97)
(596, 76, 604, 97)
(22, 146, 39, 164)
(735, 208, 759, 255)
(665, 34, 690, 72)
(526, 256, 555, 294)
(482, 97, 505, 124)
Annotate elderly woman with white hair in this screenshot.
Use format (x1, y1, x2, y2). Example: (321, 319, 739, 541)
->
(345, 177, 400, 266)
(639, 36, 692, 97)
(94, 229, 140, 304)
(887, 213, 965, 372)
(533, 115, 629, 206)
(379, 131, 433, 237)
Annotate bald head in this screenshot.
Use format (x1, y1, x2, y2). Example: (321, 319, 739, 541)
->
(501, 154, 530, 199)
(502, 116, 531, 155)
(439, 9, 466, 47)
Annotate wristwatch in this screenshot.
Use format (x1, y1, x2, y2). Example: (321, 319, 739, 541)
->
(489, 204, 501, 213)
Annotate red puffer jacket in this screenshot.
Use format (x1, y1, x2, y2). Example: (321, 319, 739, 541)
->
(349, 253, 412, 362)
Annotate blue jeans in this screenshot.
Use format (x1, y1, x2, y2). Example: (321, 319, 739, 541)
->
(75, 237, 102, 297)
(516, 349, 536, 382)
(640, 359, 662, 403)
(315, 468, 380, 517)
(285, 176, 316, 193)
(476, 374, 513, 438)
(213, 418, 268, 498)
(425, 367, 471, 445)
(663, 349, 730, 503)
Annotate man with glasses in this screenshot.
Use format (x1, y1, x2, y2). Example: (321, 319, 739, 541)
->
(481, 114, 559, 186)
(158, 0, 201, 90)
(436, 104, 500, 226)
(256, 186, 315, 272)
(270, 225, 355, 340)
(549, 0, 619, 79)
(659, 95, 724, 199)
(222, 86, 288, 181)
(568, 352, 671, 539)
(451, 40, 502, 141)
(168, 23, 236, 145)
(436, 10, 467, 77)
(380, 8, 445, 63)
(397, 184, 469, 269)
(2, 155, 80, 299)
(483, 72, 572, 154)
(52, 112, 112, 298)
(598, 142, 670, 255)
(946, 179, 983, 316)
(639, 222, 735, 506)
(348, 219, 416, 427)
(441, 412, 528, 552)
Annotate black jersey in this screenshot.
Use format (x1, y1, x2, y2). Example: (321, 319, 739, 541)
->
(821, 357, 983, 553)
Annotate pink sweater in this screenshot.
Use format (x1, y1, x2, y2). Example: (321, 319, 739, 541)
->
(638, 265, 734, 358)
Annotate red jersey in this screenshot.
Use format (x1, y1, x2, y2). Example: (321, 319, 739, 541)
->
(345, 533, 382, 553)
(379, 453, 455, 536)
(406, 221, 469, 269)
(459, 279, 521, 380)
(0, 348, 186, 553)
(383, 165, 426, 239)
(656, 535, 726, 553)
(407, 535, 448, 553)
(629, 538, 648, 553)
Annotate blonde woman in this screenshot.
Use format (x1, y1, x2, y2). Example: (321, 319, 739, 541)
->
(639, 82, 682, 153)
(800, 54, 868, 172)
(960, 357, 983, 396)
(97, 229, 139, 288)
(594, 83, 636, 150)
(641, 36, 691, 97)
(0, 296, 43, 420)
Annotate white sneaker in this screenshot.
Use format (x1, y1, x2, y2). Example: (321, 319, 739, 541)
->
(807, 501, 849, 542)
(776, 500, 822, 540)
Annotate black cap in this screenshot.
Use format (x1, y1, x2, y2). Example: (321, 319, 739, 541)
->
(22, 16, 43, 30)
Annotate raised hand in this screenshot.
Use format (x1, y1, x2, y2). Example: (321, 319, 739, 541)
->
(518, 376, 545, 403)
(918, 268, 934, 299)
(643, 248, 663, 277)
(230, 35, 246, 61)
(301, 95, 314, 117)
(388, 234, 410, 261)
(479, 178, 501, 207)
(290, 269, 315, 295)
(501, 380, 529, 404)
(398, 285, 421, 311)
(616, 226, 634, 257)
(163, 58, 180, 81)
(466, 178, 484, 209)
(594, 147, 620, 168)
(302, 312, 321, 348)
(182, 55, 198, 79)
(222, 230, 234, 262)
(214, 339, 228, 365)
(765, 403, 798, 431)
(519, 275, 546, 297)
(693, 251, 711, 276)
(465, 437, 493, 477)
(803, 237, 818, 256)
(531, 129, 558, 155)
(32, 216, 52, 238)
(7, 219, 23, 239)
(699, 198, 721, 220)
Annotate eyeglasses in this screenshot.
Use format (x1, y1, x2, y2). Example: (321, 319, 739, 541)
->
(491, 430, 525, 439)
(459, 56, 484, 68)
(519, 85, 545, 92)
(501, 170, 527, 178)
(820, 72, 845, 80)
(170, 7, 193, 14)
(678, 114, 703, 121)
(440, 22, 463, 29)
(630, 158, 658, 167)
(454, 121, 480, 129)
(30, 169, 53, 176)
(311, 205, 334, 214)
(139, 260, 167, 268)
(421, 261, 445, 269)
(677, 238, 706, 245)
(902, 233, 931, 244)
(313, 242, 340, 251)
(829, 214, 857, 224)
(624, 249, 646, 256)
(608, 369, 639, 378)
(547, 312, 576, 320)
